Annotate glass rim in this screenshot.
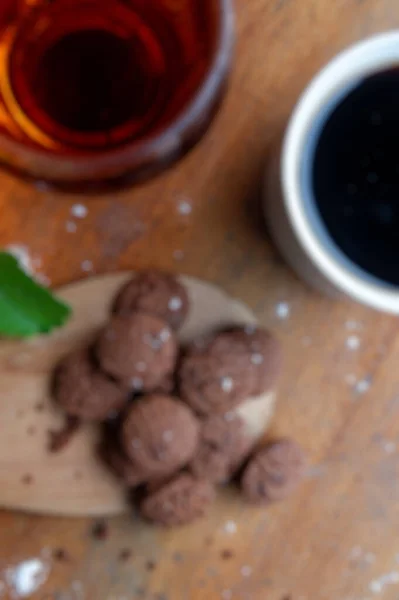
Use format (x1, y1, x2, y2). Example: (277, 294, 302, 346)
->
(1, 0, 235, 183)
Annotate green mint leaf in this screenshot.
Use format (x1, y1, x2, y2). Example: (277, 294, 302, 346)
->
(0, 252, 72, 338)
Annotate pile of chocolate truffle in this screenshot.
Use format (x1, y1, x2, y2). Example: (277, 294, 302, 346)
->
(53, 271, 306, 527)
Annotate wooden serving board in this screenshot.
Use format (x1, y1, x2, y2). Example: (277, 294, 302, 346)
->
(0, 273, 276, 517)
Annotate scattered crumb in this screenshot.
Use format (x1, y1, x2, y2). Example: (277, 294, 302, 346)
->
(27, 426, 36, 436)
(91, 521, 109, 541)
(221, 549, 234, 560)
(5, 558, 49, 598)
(369, 571, 399, 594)
(241, 565, 252, 577)
(177, 197, 192, 216)
(135, 587, 146, 597)
(169, 296, 183, 311)
(251, 353, 264, 365)
(48, 416, 81, 453)
(349, 546, 376, 568)
(81, 260, 94, 272)
(146, 560, 157, 572)
(346, 335, 361, 351)
(53, 548, 70, 562)
(382, 440, 397, 454)
(173, 249, 185, 261)
(223, 521, 237, 535)
(354, 377, 372, 396)
(71, 204, 88, 218)
(275, 302, 290, 320)
(21, 474, 33, 485)
(118, 549, 132, 563)
(221, 376, 234, 393)
(65, 220, 77, 233)
(35, 403, 45, 412)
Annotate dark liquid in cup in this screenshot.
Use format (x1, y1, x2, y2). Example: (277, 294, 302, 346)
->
(0, 0, 216, 153)
(310, 68, 399, 286)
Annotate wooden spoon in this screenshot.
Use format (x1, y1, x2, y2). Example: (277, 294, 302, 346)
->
(0, 273, 276, 517)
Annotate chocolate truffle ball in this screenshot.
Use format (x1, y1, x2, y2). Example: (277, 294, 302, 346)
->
(241, 439, 306, 504)
(178, 333, 257, 416)
(140, 473, 215, 527)
(226, 327, 283, 396)
(96, 313, 178, 391)
(112, 271, 189, 330)
(99, 436, 147, 487)
(121, 395, 200, 480)
(190, 414, 253, 484)
(53, 348, 128, 421)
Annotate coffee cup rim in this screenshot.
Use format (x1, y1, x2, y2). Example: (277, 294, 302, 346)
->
(282, 31, 399, 313)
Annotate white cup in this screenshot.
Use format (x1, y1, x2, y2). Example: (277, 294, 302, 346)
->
(264, 31, 399, 314)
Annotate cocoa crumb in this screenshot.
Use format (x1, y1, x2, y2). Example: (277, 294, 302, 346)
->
(221, 549, 234, 560)
(35, 402, 45, 412)
(48, 416, 81, 453)
(146, 560, 157, 571)
(21, 474, 33, 485)
(27, 426, 36, 436)
(53, 548, 70, 562)
(118, 548, 132, 562)
(91, 520, 109, 540)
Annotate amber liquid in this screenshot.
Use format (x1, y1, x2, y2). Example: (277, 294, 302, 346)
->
(0, 0, 216, 154)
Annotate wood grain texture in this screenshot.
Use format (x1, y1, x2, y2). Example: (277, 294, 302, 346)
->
(0, 272, 275, 516)
(1, 0, 399, 598)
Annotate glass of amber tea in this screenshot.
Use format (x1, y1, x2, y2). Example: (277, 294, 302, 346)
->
(0, 0, 234, 190)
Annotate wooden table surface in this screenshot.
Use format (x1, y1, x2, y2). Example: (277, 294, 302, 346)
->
(1, 1, 399, 598)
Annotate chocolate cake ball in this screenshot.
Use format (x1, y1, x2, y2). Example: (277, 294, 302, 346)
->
(226, 327, 283, 396)
(179, 327, 282, 416)
(96, 313, 178, 391)
(140, 473, 215, 527)
(241, 439, 306, 504)
(53, 348, 128, 421)
(99, 436, 147, 487)
(121, 395, 200, 480)
(112, 271, 189, 330)
(190, 414, 253, 484)
(179, 332, 256, 416)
